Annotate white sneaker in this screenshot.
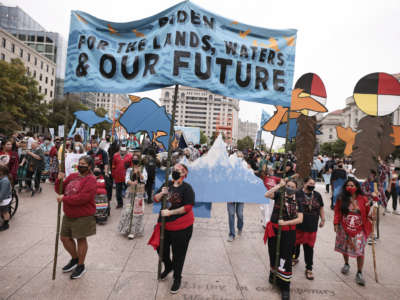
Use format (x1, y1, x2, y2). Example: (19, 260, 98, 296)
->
(393, 210, 400, 215)
(128, 233, 135, 239)
(227, 235, 234, 242)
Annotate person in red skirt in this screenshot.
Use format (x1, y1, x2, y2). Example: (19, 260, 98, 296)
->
(292, 177, 325, 280)
(334, 177, 374, 286)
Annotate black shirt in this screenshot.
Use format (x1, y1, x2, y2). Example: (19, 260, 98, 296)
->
(157, 181, 195, 223)
(331, 168, 347, 182)
(296, 190, 323, 232)
(270, 191, 303, 223)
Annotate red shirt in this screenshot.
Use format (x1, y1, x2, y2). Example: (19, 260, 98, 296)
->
(0, 150, 19, 183)
(55, 173, 97, 218)
(112, 152, 132, 183)
(96, 176, 107, 195)
(333, 194, 372, 237)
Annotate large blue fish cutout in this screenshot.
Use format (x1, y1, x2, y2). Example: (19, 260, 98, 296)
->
(74, 110, 112, 127)
(271, 119, 322, 140)
(118, 98, 172, 149)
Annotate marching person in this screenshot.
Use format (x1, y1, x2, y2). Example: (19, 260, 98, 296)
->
(118, 153, 147, 239)
(334, 178, 374, 286)
(227, 201, 244, 242)
(25, 141, 44, 196)
(0, 165, 12, 231)
(292, 177, 325, 280)
(55, 155, 97, 279)
(0, 139, 19, 184)
(87, 139, 111, 202)
(112, 143, 132, 209)
(148, 163, 195, 294)
(264, 178, 303, 300)
(330, 161, 347, 209)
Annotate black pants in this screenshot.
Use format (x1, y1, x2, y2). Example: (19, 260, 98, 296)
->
(115, 182, 126, 206)
(267, 228, 296, 291)
(105, 175, 113, 201)
(294, 244, 314, 270)
(325, 184, 330, 193)
(26, 168, 41, 190)
(145, 177, 154, 203)
(388, 188, 398, 211)
(161, 225, 193, 281)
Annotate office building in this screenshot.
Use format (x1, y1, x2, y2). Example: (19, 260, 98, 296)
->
(1, 28, 55, 103)
(95, 93, 130, 119)
(237, 119, 258, 142)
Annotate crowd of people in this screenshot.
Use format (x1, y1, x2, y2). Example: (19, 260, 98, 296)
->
(1, 131, 397, 299)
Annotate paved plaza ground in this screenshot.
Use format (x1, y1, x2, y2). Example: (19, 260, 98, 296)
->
(1, 182, 400, 300)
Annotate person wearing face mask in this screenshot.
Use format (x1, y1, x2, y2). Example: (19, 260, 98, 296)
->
(112, 144, 133, 209)
(334, 178, 374, 286)
(25, 141, 45, 196)
(87, 139, 111, 201)
(118, 154, 147, 239)
(148, 163, 195, 294)
(292, 177, 325, 280)
(49, 138, 61, 183)
(55, 155, 97, 279)
(264, 179, 304, 300)
(40, 137, 53, 182)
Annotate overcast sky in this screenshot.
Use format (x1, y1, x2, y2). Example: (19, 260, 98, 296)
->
(3, 0, 400, 147)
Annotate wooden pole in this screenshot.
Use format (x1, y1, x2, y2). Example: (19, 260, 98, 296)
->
(269, 133, 276, 154)
(52, 95, 69, 280)
(273, 111, 292, 285)
(157, 84, 179, 280)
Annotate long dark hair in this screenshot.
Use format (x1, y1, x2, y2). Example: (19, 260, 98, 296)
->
(339, 178, 363, 215)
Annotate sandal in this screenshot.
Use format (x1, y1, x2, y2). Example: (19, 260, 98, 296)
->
(305, 269, 314, 280)
(292, 258, 299, 266)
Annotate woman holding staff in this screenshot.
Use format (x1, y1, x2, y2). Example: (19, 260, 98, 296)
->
(264, 178, 303, 300)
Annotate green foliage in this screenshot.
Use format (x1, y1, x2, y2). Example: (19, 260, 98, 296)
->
(200, 130, 208, 144)
(320, 139, 346, 157)
(0, 59, 47, 135)
(94, 107, 111, 137)
(237, 136, 254, 151)
(47, 97, 88, 130)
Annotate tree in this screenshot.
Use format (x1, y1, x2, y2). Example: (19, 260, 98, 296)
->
(0, 59, 47, 135)
(237, 136, 254, 151)
(200, 130, 208, 145)
(320, 139, 346, 157)
(47, 97, 89, 131)
(94, 107, 111, 137)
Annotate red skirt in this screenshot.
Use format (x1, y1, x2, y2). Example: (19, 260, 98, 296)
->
(295, 229, 317, 248)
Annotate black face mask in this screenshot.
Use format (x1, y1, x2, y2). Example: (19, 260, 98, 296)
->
(78, 165, 89, 174)
(285, 187, 296, 196)
(132, 159, 139, 165)
(172, 170, 181, 180)
(93, 170, 101, 177)
(307, 186, 315, 192)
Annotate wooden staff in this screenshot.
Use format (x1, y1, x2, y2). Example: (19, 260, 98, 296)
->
(269, 133, 276, 154)
(157, 84, 179, 280)
(52, 97, 69, 280)
(372, 183, 379, 283)
(273, 110, 292, 285)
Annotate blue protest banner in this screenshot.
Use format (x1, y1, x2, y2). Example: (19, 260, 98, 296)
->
(64, 1, 297, 107)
